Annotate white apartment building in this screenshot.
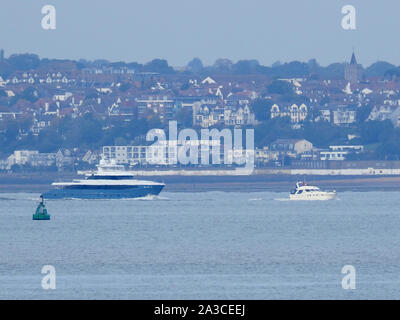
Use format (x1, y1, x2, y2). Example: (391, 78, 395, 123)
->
(329, 145, 364, 152)
(10, 150, 40, 165)
(102, 140, 235, 166)
(332, 109, 356, 125)
(320, 145, 364, 161)
(320, 150, 348, 161)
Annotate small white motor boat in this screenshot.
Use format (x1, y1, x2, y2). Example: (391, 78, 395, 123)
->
(289, 181, 336, 201)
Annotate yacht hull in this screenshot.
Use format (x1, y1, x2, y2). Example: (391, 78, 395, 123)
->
(289, 192, 336, 201)
(42, 185, 164, 200)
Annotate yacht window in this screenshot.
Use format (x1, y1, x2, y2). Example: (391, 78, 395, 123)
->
(297, 190, 303, 194)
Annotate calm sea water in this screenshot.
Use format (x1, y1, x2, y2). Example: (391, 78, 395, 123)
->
(1, 191, 400, 300)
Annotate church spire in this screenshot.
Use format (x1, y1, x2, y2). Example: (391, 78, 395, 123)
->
(350, 52, 357, 65)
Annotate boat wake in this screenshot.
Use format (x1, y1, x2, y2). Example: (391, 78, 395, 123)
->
(47, 194, 165, 201)
(0, 194, 42, 201)
(0, 197, 14, 201)
(122, 195, 160, 201)
(273, 198, 291, 202)
(249, 198, 263, 201)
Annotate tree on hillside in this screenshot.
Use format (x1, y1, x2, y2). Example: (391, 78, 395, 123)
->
(384, 68, 400, 80)
(21, 87, 40, 103)
(269, 61, 310, 78)
(187, 58, 203, 73)
(175, 107, 193, 128)
(118, 82, 131, 92)
(356, 105, 373, 123)
(365, 61, 396, 77)
(4, 119, 19, 142)
(37, 127, 62, 153)
(266, 80, 293, 95)
(143, 59, 175, 74)
(213, 58, 233, 73)
(8, 54, 40, 70)
(303, 121, 349, 148)
(254, 117, 298, 147)
(358, 120, 394, 144)
(250, 99, 273, 121)
(375, 140, 400, 160)
(232, 60, 260, 74)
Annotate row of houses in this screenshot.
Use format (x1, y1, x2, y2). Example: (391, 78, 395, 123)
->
(368, 105, 400, 127)
(100, 140, 365, 167)
(193, 104, 257, 128)
(0, 149, 99, 170)
(8, 72, 75, 85)
(271, 104, 308, 123)
(0, 139, 366, 171)
(270, 103, 357, 125)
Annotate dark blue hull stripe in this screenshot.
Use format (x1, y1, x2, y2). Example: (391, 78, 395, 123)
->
(42, 185, 164, 199)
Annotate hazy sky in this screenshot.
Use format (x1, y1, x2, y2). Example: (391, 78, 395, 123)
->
(0, 0, 399, 67)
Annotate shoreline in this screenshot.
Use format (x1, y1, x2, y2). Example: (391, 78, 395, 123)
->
(2, 172, 400, 192)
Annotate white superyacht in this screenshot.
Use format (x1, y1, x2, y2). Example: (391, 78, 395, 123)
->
(42, 160, 165, 199)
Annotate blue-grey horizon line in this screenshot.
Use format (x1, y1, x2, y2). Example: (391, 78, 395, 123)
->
(1, 49, 398, 68)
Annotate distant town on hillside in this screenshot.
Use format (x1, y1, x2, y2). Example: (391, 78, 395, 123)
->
(1, 50, 400, 172)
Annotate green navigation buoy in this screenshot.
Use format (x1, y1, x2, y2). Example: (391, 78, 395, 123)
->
(33, 195, 51, 220)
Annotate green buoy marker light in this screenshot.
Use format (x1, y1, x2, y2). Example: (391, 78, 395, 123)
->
(33, 195, 51, 221)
